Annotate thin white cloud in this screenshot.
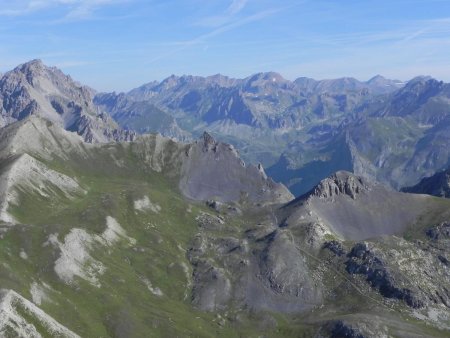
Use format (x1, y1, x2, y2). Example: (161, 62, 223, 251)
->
(227, 0, 248, 15)
(0, 0, 130, 19)
(195, 0, 249, 27)
(147, 7, 281, 64)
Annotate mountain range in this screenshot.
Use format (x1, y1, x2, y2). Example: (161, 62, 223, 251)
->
(0, 60, 450, 337)
(91, 64, 450, 196)
(8, 60, 447, 197)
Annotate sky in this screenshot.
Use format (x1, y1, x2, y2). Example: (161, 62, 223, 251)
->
(1, 0, 450, 92)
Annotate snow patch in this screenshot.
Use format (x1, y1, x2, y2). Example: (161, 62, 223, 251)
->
(0, 289, 79, 337)
(134, 196, 161, 213)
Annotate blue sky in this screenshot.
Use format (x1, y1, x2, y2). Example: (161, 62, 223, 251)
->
(1, 0, 450, 91)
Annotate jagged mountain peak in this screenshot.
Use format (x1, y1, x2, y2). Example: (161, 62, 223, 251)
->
(0, 60, 133, 143)
(19, 58, 45, 71)
(12, 59, 78, 91)
(181, 132, 293, 204)
(306, 171, 372, 200)
(194, 131, 240, 158)
(200, 131, 217, 149)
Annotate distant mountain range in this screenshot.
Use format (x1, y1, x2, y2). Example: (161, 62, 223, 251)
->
(2, 59, 450, 197)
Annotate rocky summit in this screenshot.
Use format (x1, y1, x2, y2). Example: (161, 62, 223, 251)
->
(0, 60, 450, 338)
(0, 60, 135, 143)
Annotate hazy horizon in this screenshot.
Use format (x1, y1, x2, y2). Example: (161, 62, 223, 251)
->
(1, 0, 450, 91)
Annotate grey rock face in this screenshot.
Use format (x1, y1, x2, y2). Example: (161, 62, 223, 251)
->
(256, 230, 322, 309)
(188, 213, 323, 314)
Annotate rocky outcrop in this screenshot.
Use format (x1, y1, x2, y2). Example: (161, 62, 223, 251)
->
(345, 242, 425, 308)
(307, 170, 370, 200)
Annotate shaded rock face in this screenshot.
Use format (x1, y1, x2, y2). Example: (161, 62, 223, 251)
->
(179, 132, 293, 205)
(0, 60, 134, 143)
(345, 243, 424, 308)
(402, 169, 450, 198)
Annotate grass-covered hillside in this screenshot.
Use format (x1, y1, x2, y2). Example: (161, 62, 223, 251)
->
(0, 117, 449, 337)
